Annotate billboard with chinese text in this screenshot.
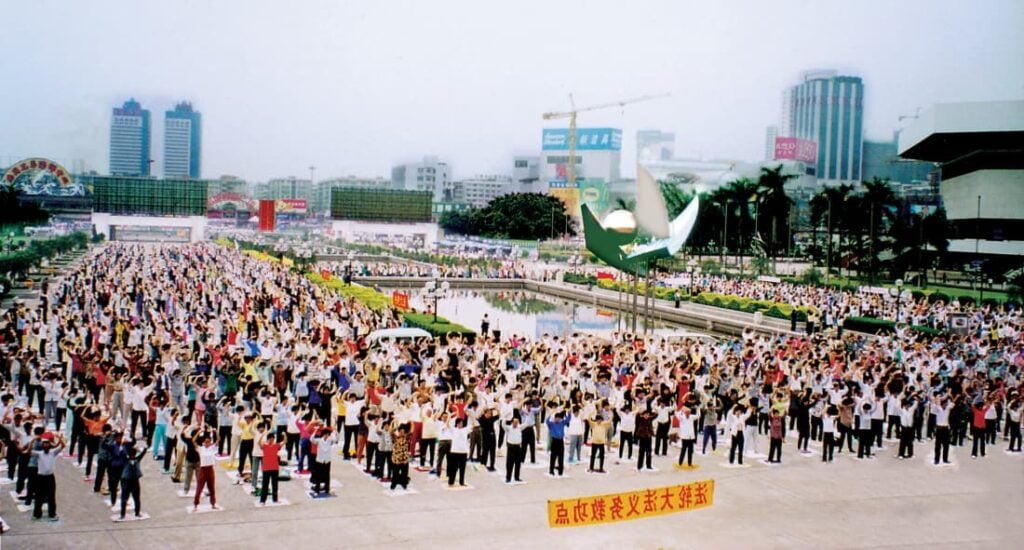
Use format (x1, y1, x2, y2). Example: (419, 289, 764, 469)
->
(543, 128, 622, 151)
(773, 137, 817, 163)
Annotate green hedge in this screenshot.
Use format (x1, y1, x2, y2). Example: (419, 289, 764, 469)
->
(403, 312, 476, 343)
(563, 272, 597, 285)
(594, 278, 683, 301)
(842, 316, 943, 336)
(0, 232, 89, 276)
(305, 271, 476, 339)
(692, 292, 810, 322)
(305, 272, 392, 310)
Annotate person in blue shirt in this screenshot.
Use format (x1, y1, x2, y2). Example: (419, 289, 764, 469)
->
(545, 409, 570, 477)
(518, 402, 541, 464)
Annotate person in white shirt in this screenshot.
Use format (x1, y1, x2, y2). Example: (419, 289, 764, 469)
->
(897, 397, 917, 459)
(727, 405, 751, 465)
(675, 407, 698, 467)
(617, 404, 635, 462)
(931, 395, 952, 465)
(822, 405, 838, 462)
(566, 406, 585, 464)
(446, 418, 470, 487)
(193, 432, 221, 511)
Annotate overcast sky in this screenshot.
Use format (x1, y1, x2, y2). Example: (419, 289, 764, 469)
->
(1, 0, 1021, 182)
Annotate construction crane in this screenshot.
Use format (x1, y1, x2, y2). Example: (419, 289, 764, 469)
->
(542, 93, 669, 188)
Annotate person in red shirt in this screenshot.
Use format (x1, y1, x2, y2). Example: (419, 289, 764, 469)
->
(971, 398, 991, 459)
(259, 433, 283, 505)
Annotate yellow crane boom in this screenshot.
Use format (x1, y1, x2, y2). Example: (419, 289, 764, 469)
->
(542, 93, 669, 191)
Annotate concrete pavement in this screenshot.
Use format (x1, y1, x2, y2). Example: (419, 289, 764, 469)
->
(2, 432, 1021, 550)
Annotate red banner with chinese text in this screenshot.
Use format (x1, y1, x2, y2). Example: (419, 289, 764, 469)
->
(547, 479, 714, 528)
(392, 291, 409, 311)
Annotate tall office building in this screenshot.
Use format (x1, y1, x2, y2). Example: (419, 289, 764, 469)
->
(637, 130, 675, 163)
(164, 102, 202, 179)
(109, 99, 151, 176)
(391, 156, 452, 202)
(764, 126, 779, 161)
(784, 70, 864, 183)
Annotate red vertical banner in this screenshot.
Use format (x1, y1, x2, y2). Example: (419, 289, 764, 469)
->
(258, 200, 276, 232)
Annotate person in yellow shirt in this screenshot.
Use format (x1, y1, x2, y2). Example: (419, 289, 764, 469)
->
(236, 413, 258, 481)
(587, 414, 611, 473)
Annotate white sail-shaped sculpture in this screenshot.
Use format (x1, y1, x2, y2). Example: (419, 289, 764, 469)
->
(634, 164, 669, 238)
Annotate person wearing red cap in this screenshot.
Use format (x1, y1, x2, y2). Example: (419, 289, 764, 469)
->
(32, 431, 65, 521)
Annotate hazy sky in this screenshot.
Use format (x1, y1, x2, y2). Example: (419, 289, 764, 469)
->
(1, 0, 1021, 182)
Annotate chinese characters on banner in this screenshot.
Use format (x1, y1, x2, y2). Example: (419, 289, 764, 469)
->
(547, 480, 714, 528)
(392, 291, 410, 310)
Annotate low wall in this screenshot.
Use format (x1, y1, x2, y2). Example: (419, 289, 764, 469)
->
(359, 276, 800, 338)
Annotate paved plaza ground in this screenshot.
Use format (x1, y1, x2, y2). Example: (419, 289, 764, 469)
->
(2, 433, 1022, 550)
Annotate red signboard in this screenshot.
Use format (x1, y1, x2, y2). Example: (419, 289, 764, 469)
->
(392, 291, 410, 310)
(773, 137, 817, 164)
(258, 199, 276, 232)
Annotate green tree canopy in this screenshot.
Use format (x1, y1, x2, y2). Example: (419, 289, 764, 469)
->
(438, 193, 574, 240)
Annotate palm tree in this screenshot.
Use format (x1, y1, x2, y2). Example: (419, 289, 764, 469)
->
(713, 178, 758, 271)
(858, 177, 899, 282)
(810, 184, 854, 279)
(756, 165, 797, 268)
(612, 197, 635, 211)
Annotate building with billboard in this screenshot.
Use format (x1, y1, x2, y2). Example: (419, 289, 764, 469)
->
(164, 102, 202, 179)
(898, 100, 1024, 273)
(330, 188, 438, 248)
(109, 99, 152, 176)
(541, 127, 622, 216)
(783, 70, 864, 184)
(91, 176, 208, 242)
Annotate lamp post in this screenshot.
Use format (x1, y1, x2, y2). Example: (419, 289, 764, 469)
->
(889, 278, 904, 323)
(5, 232, 13, 254)
(424, 279, 450, 322)
(346, 251, 355, 285)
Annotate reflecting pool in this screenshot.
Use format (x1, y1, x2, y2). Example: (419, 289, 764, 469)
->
(402, 288, 686, 339)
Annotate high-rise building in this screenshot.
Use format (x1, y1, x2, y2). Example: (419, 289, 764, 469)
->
(164, 102, 202, 179)
(764, 126, 779, 161)
(784, 70, 864, 183)
(391, 156, 453, 202)
(109, 99, 151, 176)
(459, 175, 516, 208)
(637, 130, 675, 163)
(862, 138, 934, 185)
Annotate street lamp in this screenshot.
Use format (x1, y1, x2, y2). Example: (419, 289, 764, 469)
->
(346, 251, 356, 285)
(424, 279, 451, 322)
(889, 278, 905, 323)
(6, 232, 13, 254)
(981, 277, 992, 304)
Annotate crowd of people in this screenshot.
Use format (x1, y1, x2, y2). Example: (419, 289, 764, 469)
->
(0, 241, 1021, 529)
